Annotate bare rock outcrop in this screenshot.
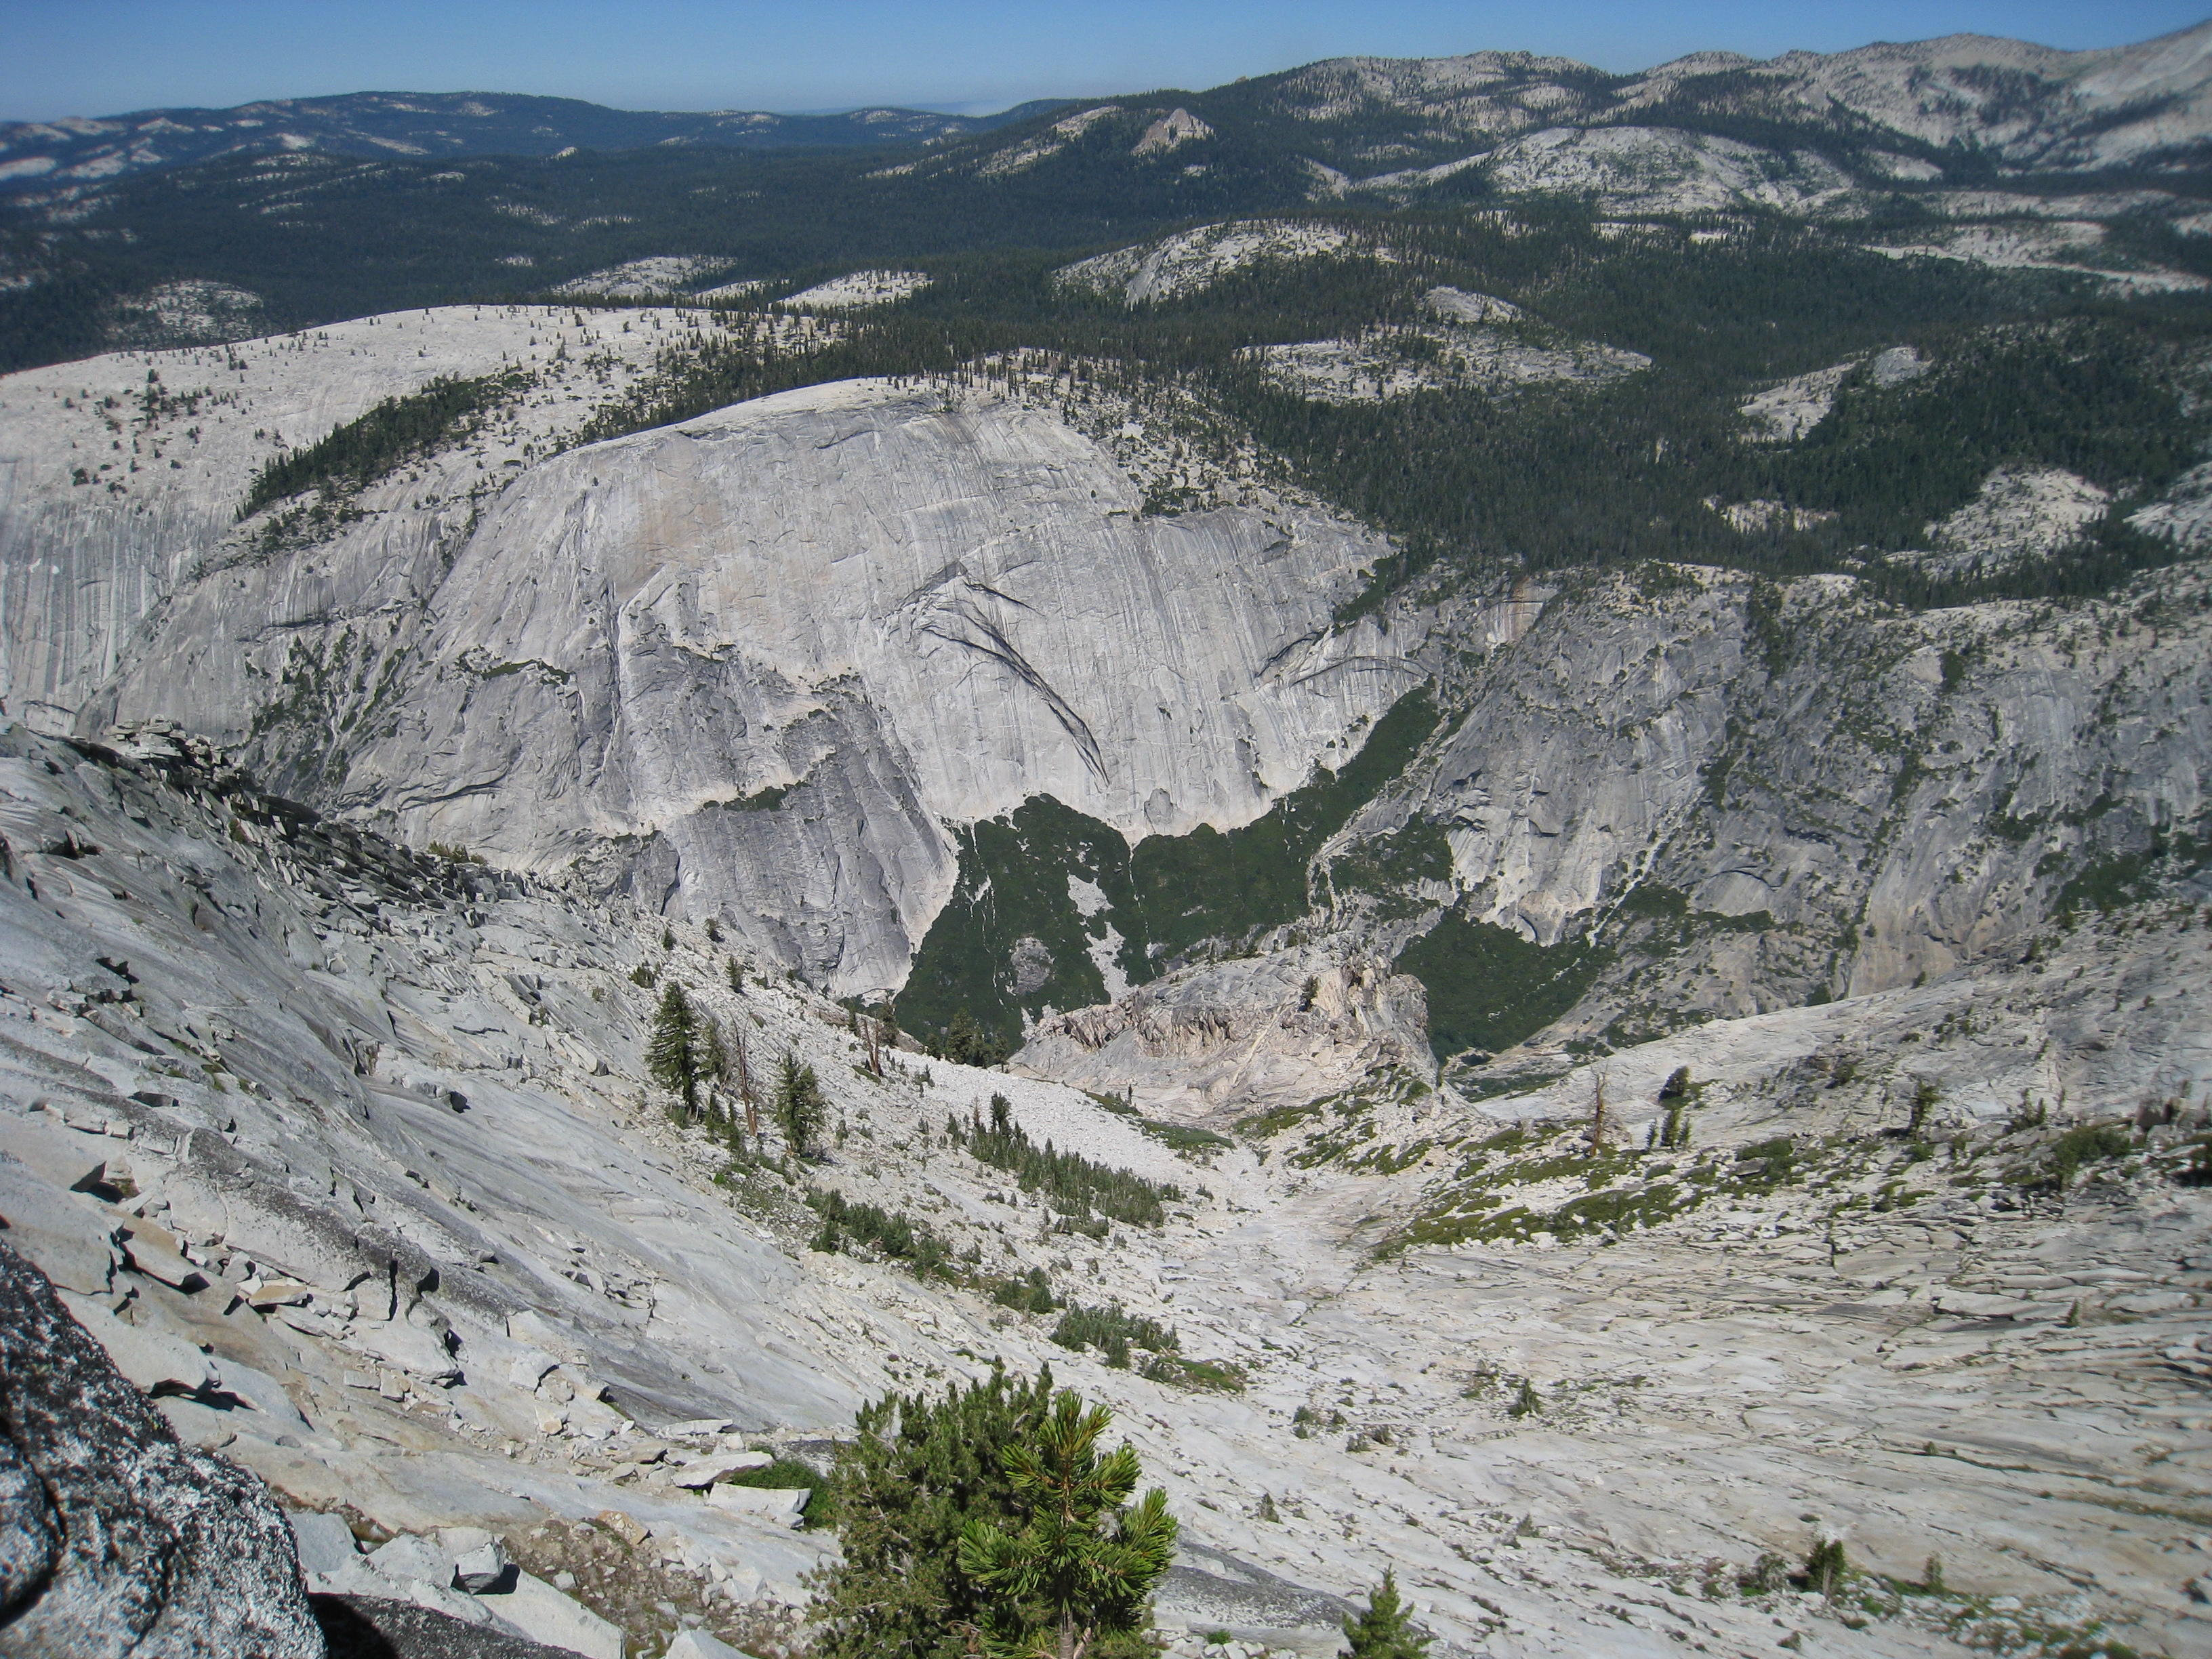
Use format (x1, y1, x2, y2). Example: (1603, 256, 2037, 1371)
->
(1021, 951, 1432, 1119)
(0, 1235, 321, 1658)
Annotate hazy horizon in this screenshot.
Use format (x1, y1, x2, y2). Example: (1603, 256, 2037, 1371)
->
(2, 0, 2204, 127)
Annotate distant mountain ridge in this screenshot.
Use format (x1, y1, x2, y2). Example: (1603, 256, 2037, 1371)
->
(1140, 19, 2212, 178)
(0, 89, 1067, 193)
(5, 20, 2210, 375)
(6, 20, 2209, 200)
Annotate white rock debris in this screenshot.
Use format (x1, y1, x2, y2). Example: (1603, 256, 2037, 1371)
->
(778, 269, 933, 309)
(1868, 220, 2207, 293)
(1134, 109, 1214, 157)
(1738, 344, 1925, 443)
(1916, 465, 2113, 573)
(552, 256, 731, 299)
(1054, 221, 1374, 308)
(1479, 126, 1857, 217)
(1249, 290, 1648, 405)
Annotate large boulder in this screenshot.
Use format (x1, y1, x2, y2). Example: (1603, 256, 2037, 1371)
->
(0, 1236, 321, 1657)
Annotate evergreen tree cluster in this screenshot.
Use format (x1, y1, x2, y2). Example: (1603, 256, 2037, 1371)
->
(1050, 1302, 1179, 1370)
(808, 1188, 953, 1277)
(951, 1094, 1177, 1229)
(928, 1008, 1015, 1068)
(647, 980, 783, 1155)
(241, 370, 522, 514)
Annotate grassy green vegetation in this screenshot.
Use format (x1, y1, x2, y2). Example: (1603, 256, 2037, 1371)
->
(899, 687, 1440, 1048)
(1396, 913, 1612, 1061)
(1132, 1118, 1232, 1156)
(242, 370, 522, 514)
(951, 1094, 1179, 1228)
(1094, 1088, 1236, 1156)
(990, 1268, 1059, 1314)
(714, 1457, 827, 1525)
(1376, 1103, 2173, 1258)
(1234, 1099, 1325, 1139)
(1230, 1065, 1436, 1170)
(1381, 1124, 1706, 1254)
(1137, 1353, 1247, 1393)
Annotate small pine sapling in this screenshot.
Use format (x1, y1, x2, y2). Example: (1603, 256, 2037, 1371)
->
(1340, 1570, 1431, 1659)
(775, 1049, 827, 1158)
(1804, 1536, 1847, 1600)
(958, 1390, 1177, 1659)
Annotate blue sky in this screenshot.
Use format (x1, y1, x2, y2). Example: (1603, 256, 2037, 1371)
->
(2, 1, 2205, 122)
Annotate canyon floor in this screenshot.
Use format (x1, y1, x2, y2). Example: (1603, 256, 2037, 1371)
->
(3, 718, 2208, 1658)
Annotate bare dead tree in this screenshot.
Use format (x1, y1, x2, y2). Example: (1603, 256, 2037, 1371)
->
(732, 1022, 759, 1141)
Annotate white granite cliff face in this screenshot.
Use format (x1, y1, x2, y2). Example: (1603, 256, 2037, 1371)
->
(1389, 567, 2212, 1001)
(0, 306, 716, 733)
(1011, 560, 2212, 1115)
(1, 319, 1416, 1000)
(311, 380, 1414, 997)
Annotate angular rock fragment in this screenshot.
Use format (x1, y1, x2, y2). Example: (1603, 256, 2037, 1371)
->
(0, 1151, 119, 1294)
(453, 1539, 513, 1593)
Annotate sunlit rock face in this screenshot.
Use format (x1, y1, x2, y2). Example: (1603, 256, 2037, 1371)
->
(19, 336, 1413, 997)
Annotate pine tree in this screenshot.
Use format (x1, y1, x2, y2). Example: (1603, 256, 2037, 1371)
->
(1341, 1570, 1431, 1659)
(775, 1048, 827, 1158)
(699, 1015, 730, 1094)
(807, 1368, 1057, 1659)
(1909, 1076, 1940, 1139)
(645, 983, 700, 1112)
(946, 1009, 985, 1065)
(958, 1391, 1177, 1659)
(1805, 1536, 1849, 1599)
